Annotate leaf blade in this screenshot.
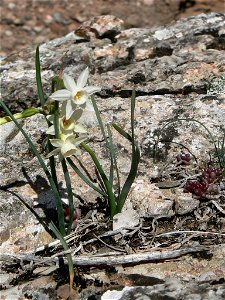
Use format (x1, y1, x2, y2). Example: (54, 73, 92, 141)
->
(35, 46, 45, 108)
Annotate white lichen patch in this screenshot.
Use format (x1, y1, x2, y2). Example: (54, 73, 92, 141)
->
(153, 28, 174, 40)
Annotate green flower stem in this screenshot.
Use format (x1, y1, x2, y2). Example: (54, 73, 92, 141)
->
(0, 100, 66, 236)
(36, 47, 62, 212)
(53, 102, 60, 139)
(47, 81, 61, 193)
(81, 142, 117, 219)
(61, 158, 74, 235)
(48, 143, 60, 192)
(49, 222, 74, 289)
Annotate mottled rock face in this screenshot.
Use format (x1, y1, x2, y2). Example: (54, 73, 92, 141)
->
(0, 14, 225, 221)
(75, 15, 124, 40)
(1, 13, 224, 151)
(1, 0, 224, 58)
(0, 13, 224, 235)
(1, 13, 224, 110)
(101, 279, 225, 300)
(0, 13, 225, 300)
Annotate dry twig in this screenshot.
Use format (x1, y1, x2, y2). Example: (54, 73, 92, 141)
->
(0, 246, 208, 268)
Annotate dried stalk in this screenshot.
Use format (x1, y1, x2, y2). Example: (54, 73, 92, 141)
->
(1, 246, 208, 268)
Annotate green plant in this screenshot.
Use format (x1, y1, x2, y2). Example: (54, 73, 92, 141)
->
(161, 118, 225, 172)
(156, 118, 225, 197)
(0, 46, 140, 289)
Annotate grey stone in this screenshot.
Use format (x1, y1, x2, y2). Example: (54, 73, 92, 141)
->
(101, 279, 225, 300)
(0, 12, 224, 238)
(113, 209, 140, 232)
(0, 13, 225, 300)
(175, 192, 200, 215)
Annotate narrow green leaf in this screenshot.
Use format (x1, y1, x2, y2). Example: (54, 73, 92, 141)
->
(112, 123, 132, 142)
(0, 100, 66, 236)
(91, 95, 115, 185)
(91, 95, 109, 146)
(35, 46, 45, 108)
(106, 125, 114, 186)
(0, 107, 41, 125)
(61, 159, 74, 235)
(130, 89, 136, 148)
(81, 142, 117, 219)
(107, 125, 120, 195)
(67, 157, 108, 197)
(117, 145, 140, 213)
(112, 90, 140, 213)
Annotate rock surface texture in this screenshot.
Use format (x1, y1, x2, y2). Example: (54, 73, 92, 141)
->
(1, 0, 224, 58)
(0, 13, 225, 300)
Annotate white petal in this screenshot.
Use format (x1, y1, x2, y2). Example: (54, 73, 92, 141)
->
(84, 99, 94, 112)
(46, 115, 54, 123)
(46, 125, 55, 135)
(77, 67, 89, 88)
(74, 123, 87, 133)
(84, 86, 101, 95)
(50, 139, 63, 148)
(60, 101, 67, 116)
(65, 135, 76, 143)
(71, 109, 83, 121)
(66, 100, 74, 120)
(50, 89, 71, 101)
(74, 135, 87, 145)
(46, 148, 60, 158)
(75, 148, 82, 156)
(63, 74, 77, 92)
(61, 142, 77, 157)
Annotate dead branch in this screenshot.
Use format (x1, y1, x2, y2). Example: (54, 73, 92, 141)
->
(155, 231, 225, 238)
(69, 247, 208, 266)
(0, 246, 208, 268)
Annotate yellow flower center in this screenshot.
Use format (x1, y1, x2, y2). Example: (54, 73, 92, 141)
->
(74, 91, 82, 100)
(62, 118, 71, 128)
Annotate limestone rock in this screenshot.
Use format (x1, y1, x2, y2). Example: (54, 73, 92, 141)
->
(0, 14, 225, 299)
(101, 279, 225, 300)
(75, 15, 124, 40)
(0, 12, 224, 235)
(2, 0, 224, 58)
(126, 179, 174, 217)
(113, 209, 140, 231)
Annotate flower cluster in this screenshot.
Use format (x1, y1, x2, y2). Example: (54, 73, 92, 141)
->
(176, 153, 191, 165)
(184, 167, 223, 197)
(47, 68, 101, 161)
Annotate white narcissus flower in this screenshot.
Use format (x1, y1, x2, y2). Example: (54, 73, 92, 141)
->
(47, 134, 87, 161)
(50, 68, 101, 119)
(46, 109, 87, 135)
